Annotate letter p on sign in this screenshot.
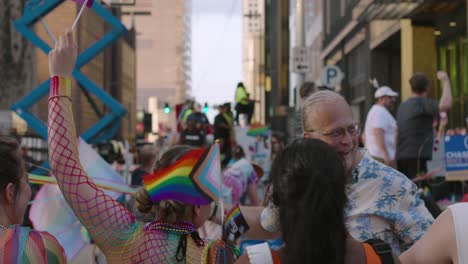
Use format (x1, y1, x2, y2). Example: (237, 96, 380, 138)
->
(320, 65, 344, 88)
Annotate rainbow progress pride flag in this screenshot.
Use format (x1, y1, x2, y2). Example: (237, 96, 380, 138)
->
(143, 144, 221, 205)
(223, 204, 250, 242)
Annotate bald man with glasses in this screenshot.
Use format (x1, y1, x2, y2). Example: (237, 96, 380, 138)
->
(224, 91, 433, 256)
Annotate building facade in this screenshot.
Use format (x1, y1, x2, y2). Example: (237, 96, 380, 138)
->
(243, 0, 266, 124)
(122, 0, 192, 129)
(10, 1, 137, 141)
(264, 0, 290, 136)
(322, 0, 467, 127)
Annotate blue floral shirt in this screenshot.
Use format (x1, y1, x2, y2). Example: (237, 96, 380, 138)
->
(345, 151, 434, 255)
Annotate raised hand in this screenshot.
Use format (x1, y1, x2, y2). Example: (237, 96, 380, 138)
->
(48, 30, 77, 78)
(437, 71, 449, 82)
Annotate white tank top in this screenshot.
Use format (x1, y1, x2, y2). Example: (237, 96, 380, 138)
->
(449, 203, 468, 264)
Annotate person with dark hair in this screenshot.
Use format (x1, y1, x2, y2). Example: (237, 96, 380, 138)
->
(246, 93, 255, 125)
(131, 144, 157, 186)
(299, 82, 315, 99)
(0, 137, 66, 263)
(222, 146, 260, 206)
(186, 103, 210, 132)
(396, 71, 452, 179)
(270, 134, 284, 162)
(179, 119, 206, 147)
(237, 139, 399, 263)
(47, 31, 238, 263)
(215, 104, 234, 167)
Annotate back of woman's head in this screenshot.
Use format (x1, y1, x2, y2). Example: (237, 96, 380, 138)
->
(233, 146, 245, 160)
(0, 137, 23, 197)
(270, 138, 347, 264)
(135, 145, 195, 221)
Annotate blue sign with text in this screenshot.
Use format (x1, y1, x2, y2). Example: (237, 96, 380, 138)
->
(444, 135, 468, 172)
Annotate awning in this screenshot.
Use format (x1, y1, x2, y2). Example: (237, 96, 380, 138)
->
(355, 0, 423, 21)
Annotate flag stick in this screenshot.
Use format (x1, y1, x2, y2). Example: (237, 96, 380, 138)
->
(40, 19, 57, 43)
(71, 0, 90, 31)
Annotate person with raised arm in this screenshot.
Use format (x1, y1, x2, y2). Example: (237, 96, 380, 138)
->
(48, 31, 238, 263)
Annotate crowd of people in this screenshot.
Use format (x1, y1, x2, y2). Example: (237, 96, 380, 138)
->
(0, 29, 467, 264)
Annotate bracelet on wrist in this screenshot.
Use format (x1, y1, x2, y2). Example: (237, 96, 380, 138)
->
(50, 76, 72, 98)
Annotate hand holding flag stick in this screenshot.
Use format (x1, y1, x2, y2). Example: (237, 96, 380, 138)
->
(71, 0, 94, 31)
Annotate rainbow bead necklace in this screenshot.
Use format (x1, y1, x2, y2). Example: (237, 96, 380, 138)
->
(145, 221, 197, 235)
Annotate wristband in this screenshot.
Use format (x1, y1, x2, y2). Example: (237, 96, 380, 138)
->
(50, 76, 72, 98)
(246, 242, 274, 264)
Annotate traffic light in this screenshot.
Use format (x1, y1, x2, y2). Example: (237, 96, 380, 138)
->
(143, 113, 152, 133)
(203, 102, 209, 114)
(164, 102, 171, 114)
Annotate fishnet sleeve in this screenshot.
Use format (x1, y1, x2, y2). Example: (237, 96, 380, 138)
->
(47, 77, 142, 256)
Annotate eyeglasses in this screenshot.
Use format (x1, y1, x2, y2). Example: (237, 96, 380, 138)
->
(305, 123, 361, 139)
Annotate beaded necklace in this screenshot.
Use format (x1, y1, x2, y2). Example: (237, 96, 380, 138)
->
(145, 221, 197, 234)
(146, 221, 205, 262)
(0, 224, 8, 230)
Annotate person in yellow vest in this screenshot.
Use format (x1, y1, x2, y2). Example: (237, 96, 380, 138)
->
(235, 82, 250, 125)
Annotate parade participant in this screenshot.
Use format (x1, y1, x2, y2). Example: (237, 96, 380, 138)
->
(364, 86, 398, 167)
(186, 103, 210, 132)
(235, 82, 249, 124)
(131, 144, 158, 186)
(48, 31, 237, 263)
(179, 119, 206, 147)
(215, 104, 233, 167)
(227, 90, 433, 255)
(400, 203, 468, 263)
(223, 146, 260, 206)
(0, 137, 66, 263)
(237, 139, 399, 264)
(396, 71, 452, 179)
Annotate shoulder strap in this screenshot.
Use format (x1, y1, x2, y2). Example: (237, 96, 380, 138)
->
(365, 239, 393, 264)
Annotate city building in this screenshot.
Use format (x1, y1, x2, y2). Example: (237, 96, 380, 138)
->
(34, 1, 137, 141)
(243, 0, 266, 124)
(322, 0, 467, 127)
(122, 0, 192, 130)
(264, 0, 290, 136)
(0, 1, 137, 161)
(304, 0, 323, 83)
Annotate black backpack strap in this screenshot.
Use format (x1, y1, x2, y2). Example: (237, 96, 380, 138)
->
(365, 239, 394, 264)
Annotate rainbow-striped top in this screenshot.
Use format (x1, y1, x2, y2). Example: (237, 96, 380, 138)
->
(0, 225, 66, 263)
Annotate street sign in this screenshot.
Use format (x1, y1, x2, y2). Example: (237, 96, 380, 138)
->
(444, 135, 468, 181)
(291, 47, 310, 74)
(320, 65, 344, 87)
